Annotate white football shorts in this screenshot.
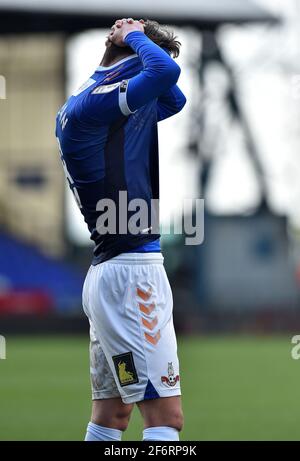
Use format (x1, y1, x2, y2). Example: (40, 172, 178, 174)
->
(82, 252, 181, 404)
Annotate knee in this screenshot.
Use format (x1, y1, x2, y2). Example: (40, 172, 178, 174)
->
(145, 408, 184, 432)
(92, 402, 132, 431)
(93, 411, 131, 432)
(168, 408, 184, 432)
(111, 408, 132, 431)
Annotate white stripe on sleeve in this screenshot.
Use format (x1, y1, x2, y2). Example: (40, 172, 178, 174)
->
(118, 80, 136, 116)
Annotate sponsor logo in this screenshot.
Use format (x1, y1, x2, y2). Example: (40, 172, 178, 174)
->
(92, 82, 120, 94)
(161, 362, 179, 387)
(112, 352, 139, 387)
(72, 77, 96, 96)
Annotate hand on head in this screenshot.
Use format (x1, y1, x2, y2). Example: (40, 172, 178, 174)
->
(108, 18, 145, 47)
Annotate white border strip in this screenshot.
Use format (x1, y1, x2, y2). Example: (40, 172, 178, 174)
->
(118, 80, 136, 116)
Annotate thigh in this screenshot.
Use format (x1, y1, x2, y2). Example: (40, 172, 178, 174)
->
(89, 323, 120, 400)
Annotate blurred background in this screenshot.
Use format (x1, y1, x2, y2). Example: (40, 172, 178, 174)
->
(1, 0, 300, 441)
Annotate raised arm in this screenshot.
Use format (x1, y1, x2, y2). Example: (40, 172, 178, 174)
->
(157, 85, 186, 122)
(80, 20, 184, 124)
(123, 30, 181, 112)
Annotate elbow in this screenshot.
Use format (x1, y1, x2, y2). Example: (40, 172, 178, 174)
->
(178, 93, 187, 111)
(168, 61, 181, 86)
(157, 61, 181, 90)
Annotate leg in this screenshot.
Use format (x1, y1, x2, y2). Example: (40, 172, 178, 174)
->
(85, 398, 134, 441)
(138, 396, 183, 430)
(137, 396, 183, 441)
(135, 262, 183, 440)
(91, 398, 134, 431)
(84, 321, 133, 440)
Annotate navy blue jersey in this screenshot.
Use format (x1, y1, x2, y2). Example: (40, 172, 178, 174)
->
(56, 31, 186, 264)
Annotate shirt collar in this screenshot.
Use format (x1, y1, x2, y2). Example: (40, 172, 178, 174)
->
(96, 54, 138, 72)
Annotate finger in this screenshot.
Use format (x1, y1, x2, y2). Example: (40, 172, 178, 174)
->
(127, 18, 134, 23)
(139, 19, 145, 24)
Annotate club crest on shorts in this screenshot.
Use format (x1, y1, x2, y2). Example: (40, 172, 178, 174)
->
(161, 362, 180, 387)
(112, 352, 139, 387)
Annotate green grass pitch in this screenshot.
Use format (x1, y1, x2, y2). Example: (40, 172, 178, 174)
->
(0, 334, 299, 440)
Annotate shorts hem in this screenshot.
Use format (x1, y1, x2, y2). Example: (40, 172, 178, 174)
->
(92, 390, 120, 400)
(122, 388, 181, 404)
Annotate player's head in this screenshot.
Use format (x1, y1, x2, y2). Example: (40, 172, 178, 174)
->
(104, 19, 181, 59)
(143, 20, 181, 58)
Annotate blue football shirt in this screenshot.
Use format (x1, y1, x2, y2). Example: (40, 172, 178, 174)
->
(56, 32, 186, 264)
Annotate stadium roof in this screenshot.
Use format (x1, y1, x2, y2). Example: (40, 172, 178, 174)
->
(0, 0, 277, 34)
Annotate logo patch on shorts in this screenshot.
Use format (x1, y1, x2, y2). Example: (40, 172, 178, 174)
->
(161, 362, 180, 387)
(112, 352, 139, 387)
